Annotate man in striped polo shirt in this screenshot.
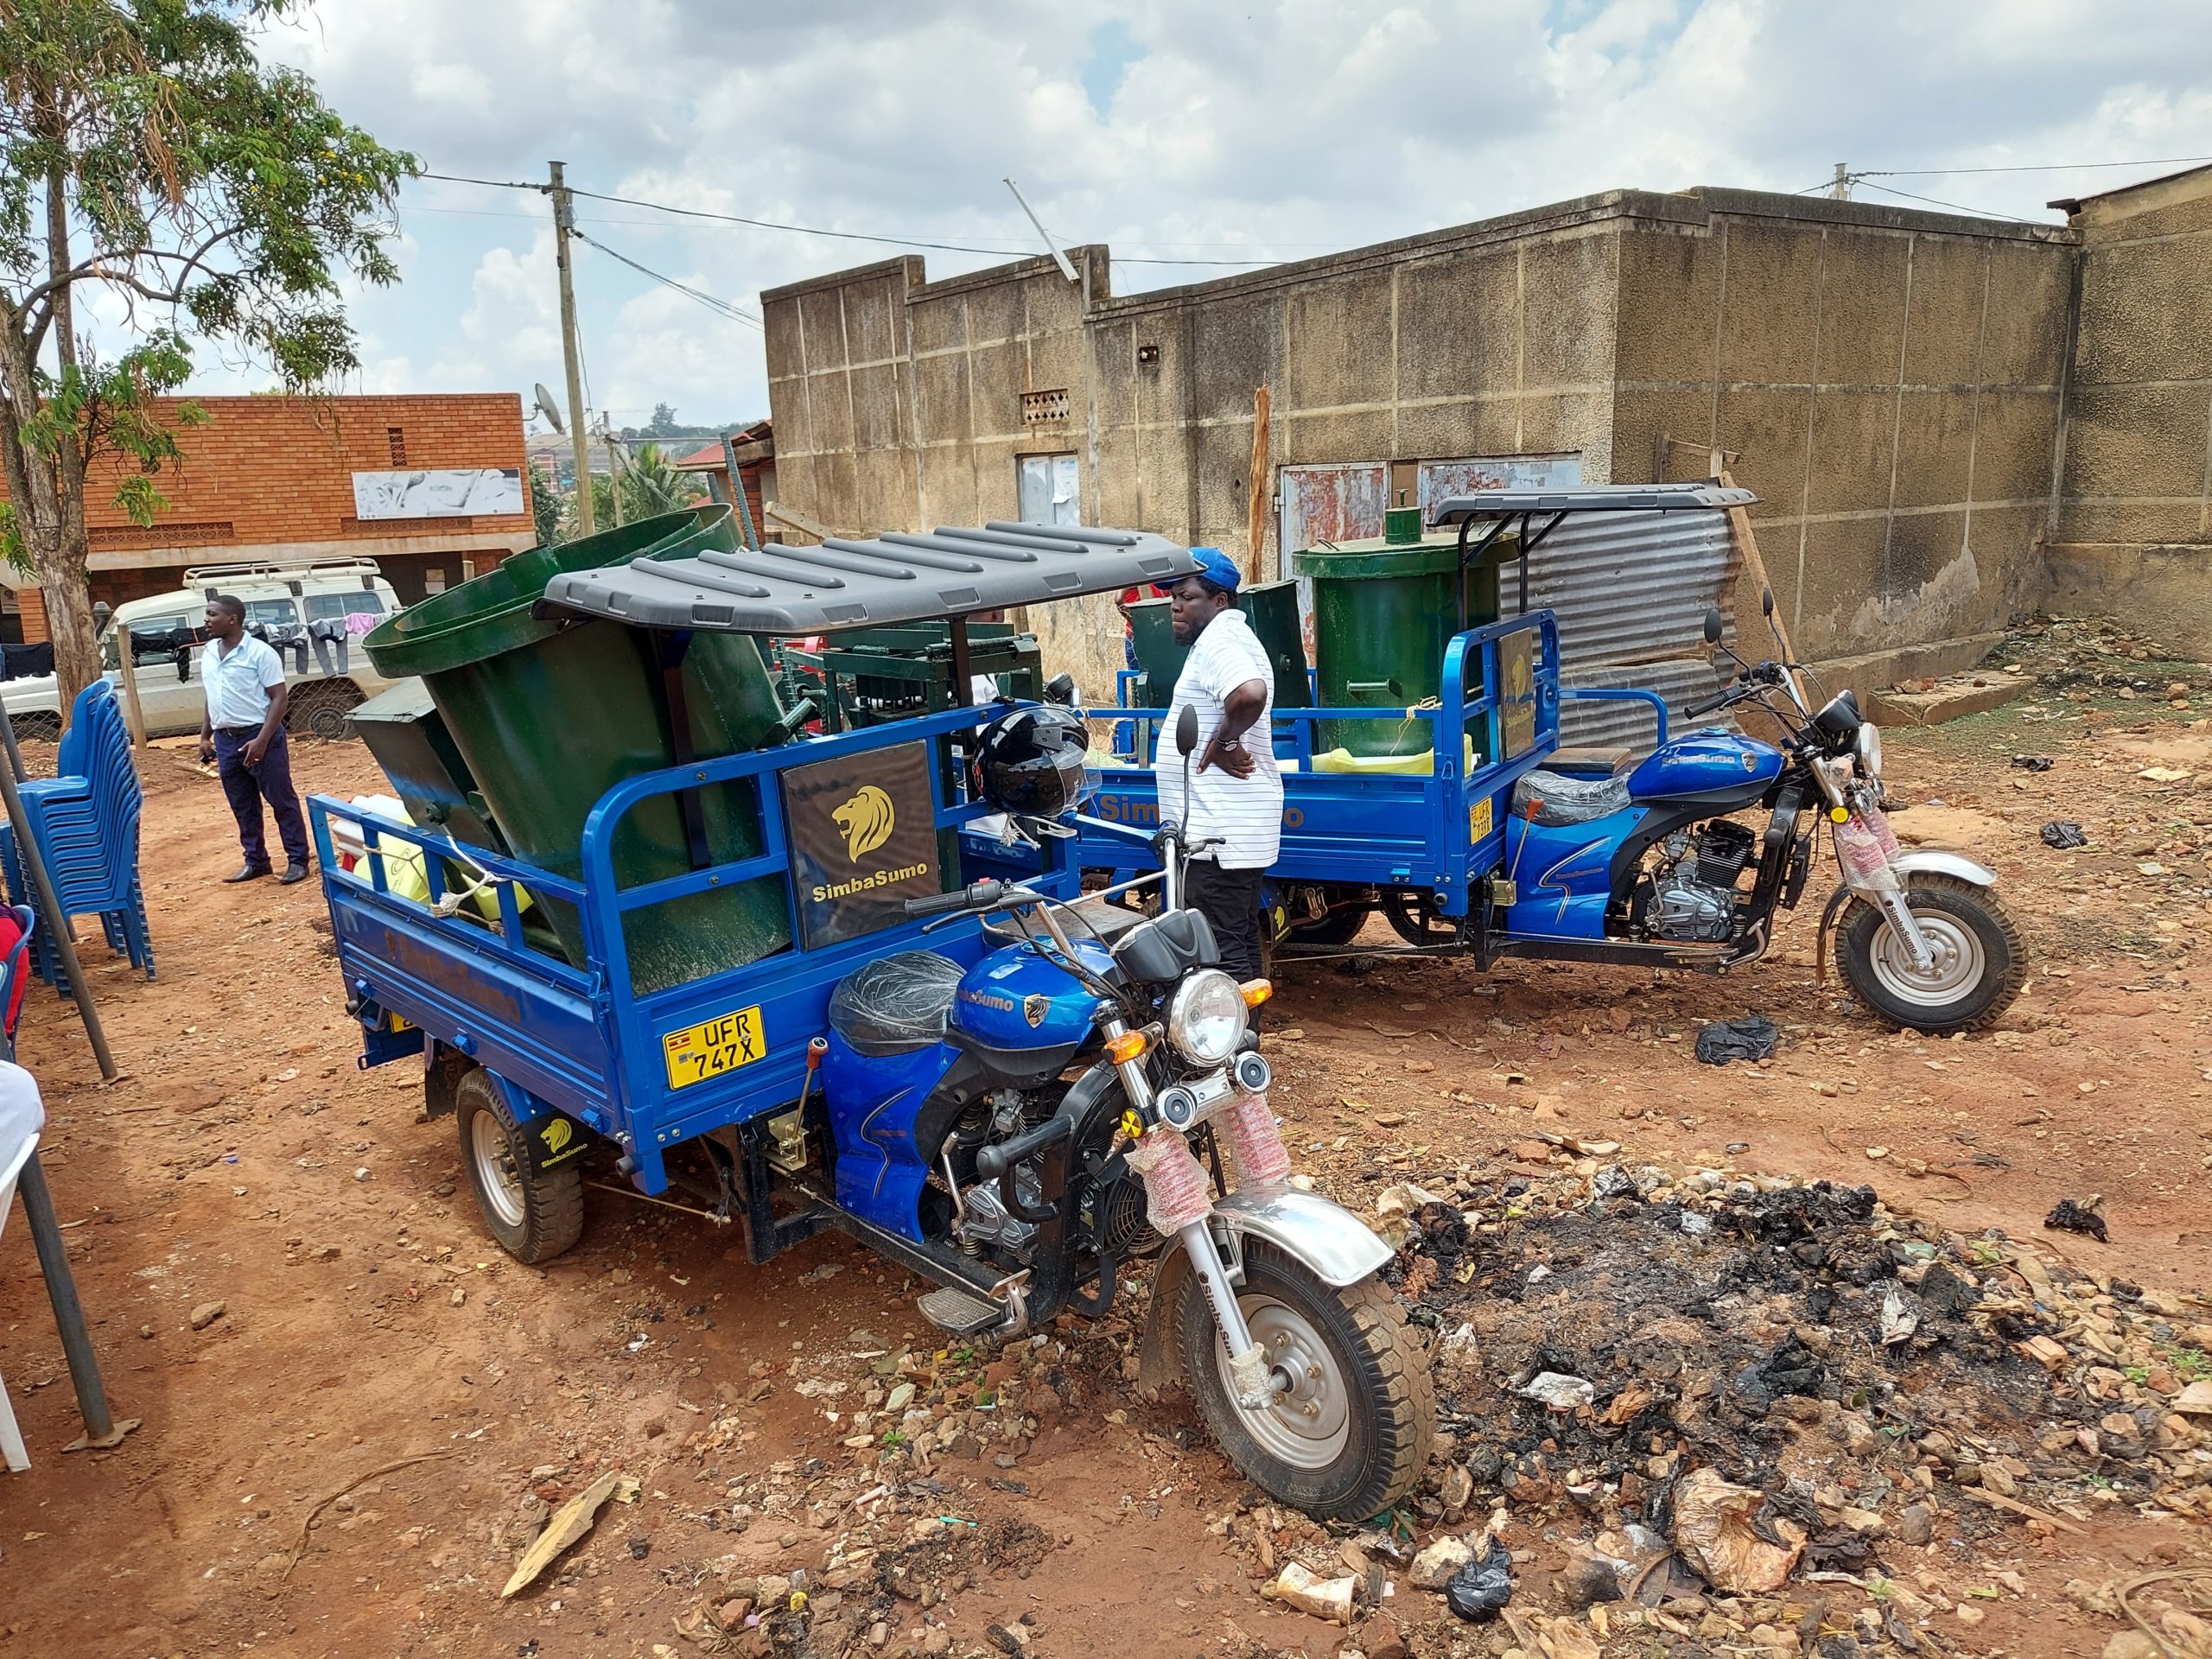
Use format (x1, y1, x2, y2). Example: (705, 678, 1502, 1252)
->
(1158, 548, 1282, 989)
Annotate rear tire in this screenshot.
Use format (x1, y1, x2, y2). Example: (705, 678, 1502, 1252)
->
(1179, 1239, 1434, 1520)
(1279, 888, 1372, 948)
(1379, 887, 1454, 946)
(455, 1068, 584, 1264)
(1838, 874, 2024, 1034)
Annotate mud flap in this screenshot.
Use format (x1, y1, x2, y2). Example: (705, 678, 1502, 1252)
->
(480, 1071, 591, 1177)
(1136, 1249, 1195, 1395)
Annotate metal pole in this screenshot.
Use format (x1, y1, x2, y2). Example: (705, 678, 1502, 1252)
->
(14, 1153, 128, 1448)
(1002, 178, 1077, 283)
(0, 708, 116, 1081)
(0, 702, 23, 783)
(721, 434, 760, 549)
(549, 162, 596, 540)
(1831, 162, 1851, 200)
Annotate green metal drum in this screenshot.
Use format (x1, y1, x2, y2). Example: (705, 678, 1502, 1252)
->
(1125, 579, 1309, 711)
(364, 506, 791, 995)
(1292, 524, 1520, 758)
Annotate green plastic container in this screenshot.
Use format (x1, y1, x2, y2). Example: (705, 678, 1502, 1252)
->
(364, 506, 791, 994)
(1292, 529, 1519, 758)
(1125, 580, 1310, 712)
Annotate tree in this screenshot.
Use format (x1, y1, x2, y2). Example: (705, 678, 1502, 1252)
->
(645, 401, 678, 438)
(526, 457, 560, 546)
(620, 442, 705, 520)
(0, 0, 415, 710)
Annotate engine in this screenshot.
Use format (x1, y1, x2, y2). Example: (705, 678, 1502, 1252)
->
(1641, 820, 1756, 943)
(947, 1088, 1056, 1265)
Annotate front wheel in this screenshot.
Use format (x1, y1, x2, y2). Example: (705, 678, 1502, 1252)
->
(1180, 1239, 1434, 1519)
(455, 1068, 585, 1264)
(1837, 873, 2024, 1034)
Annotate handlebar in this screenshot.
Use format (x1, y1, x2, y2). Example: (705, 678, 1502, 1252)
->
(1685, 685, 1735, 718)
(904, 879, 1008, 918)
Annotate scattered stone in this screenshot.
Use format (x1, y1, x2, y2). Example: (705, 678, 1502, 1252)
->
(1895, 1503, 1934, 1546)
(190, 1301, 226, 1331)
(1408, 1533, 1473, 1590)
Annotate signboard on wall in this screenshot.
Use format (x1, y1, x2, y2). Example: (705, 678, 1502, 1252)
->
(352, 467, 524, 521)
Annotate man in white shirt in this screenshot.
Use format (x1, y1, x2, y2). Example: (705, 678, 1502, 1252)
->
(196, 594, 310, 884)
(1157, 548, 1282, 988)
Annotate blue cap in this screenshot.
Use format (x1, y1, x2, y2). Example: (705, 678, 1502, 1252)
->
(1188, 546, 1240, 594)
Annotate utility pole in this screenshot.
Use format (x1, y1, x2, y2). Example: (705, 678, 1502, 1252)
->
(604, 417, 626, 528)
(1831, 162, 1852, 200)
(548, 161, 595, 540)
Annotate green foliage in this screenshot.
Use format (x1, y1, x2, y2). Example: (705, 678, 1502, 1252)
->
(527, 457, 562, 547)
(620, 442, 706, 518)
(0, 0, 415, 677)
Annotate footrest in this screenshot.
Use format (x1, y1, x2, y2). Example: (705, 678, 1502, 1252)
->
(917, 1284, 1002, 1336)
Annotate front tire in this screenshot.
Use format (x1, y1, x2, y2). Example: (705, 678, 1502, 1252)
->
(1838, 873, 2024, 1034)
(455, 1068, 584, 1264)
(1179, 1239, 1434, 1519)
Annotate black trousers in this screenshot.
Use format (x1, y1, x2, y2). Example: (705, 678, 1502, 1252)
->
(1185, 858, 1265, 986)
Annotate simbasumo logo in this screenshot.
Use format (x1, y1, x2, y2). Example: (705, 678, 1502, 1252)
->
(812, 861, 931, 903)
(832, 785, 896, 861)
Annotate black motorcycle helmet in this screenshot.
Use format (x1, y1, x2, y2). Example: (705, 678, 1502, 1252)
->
(976, 704, 1096, 817)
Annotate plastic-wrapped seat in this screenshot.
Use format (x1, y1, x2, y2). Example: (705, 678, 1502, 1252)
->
(828, 951, 965, 1055)
(1511, 768, 1632, 826)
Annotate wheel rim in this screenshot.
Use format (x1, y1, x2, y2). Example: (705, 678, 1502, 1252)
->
(1215, 1294, 1351, 1471)
(1869, 909, 1986, 1008)
(470, 1109, 528, 1229)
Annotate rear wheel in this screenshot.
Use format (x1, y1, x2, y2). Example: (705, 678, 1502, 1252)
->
(455, 1068, 584, 1264)
(1179, 1239, 1433, 1519)
(1838, 874, 2024, 1034)
(1278, 887, 1372, 948)
(1380, 887, 1455, 946)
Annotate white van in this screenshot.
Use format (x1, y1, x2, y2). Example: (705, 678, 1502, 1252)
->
(3, 557, 404, 741)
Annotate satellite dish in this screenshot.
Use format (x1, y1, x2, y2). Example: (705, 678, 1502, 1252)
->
(533, 383, 565, 435)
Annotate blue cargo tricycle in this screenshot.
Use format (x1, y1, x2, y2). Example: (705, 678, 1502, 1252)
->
(315, 523, 1433, 1520)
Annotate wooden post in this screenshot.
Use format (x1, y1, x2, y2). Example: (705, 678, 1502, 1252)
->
(1719, 467, 1794, 664)
(111, 631, 149, 753)
(549, 161, 595, 540)
(1244, 384, 1271, 583)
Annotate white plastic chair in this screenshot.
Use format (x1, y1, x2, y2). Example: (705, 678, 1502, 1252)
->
(0, 1062, 47, 1472)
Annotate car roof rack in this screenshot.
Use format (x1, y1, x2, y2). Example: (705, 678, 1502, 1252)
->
(541, 523, 1202, 636)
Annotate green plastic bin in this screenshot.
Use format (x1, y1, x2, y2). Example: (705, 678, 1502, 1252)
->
(1292, 526, 1520, 758)
(364, 506, 791, 994)
(1125, 579, 1310, 712)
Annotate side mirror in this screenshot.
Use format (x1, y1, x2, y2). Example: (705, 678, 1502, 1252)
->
(1761, 586, 1776, 619)
(1702, 607, 1725, 647)
(1044, 672, 1079, 708)
(1175, 702, 1200, 757)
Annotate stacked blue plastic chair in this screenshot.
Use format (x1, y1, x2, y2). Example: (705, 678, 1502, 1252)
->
(0, 682, 154, 989)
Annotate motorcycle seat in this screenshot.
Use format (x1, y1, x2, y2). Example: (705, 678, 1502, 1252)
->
(1545, 746, 1633, 776)
(828, 950, 967, 1056)
(1511, 768, 1633, 826)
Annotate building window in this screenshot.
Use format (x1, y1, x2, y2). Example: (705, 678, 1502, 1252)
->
(387, 426, 407, 465)
(1020, 388, 1070, 424)
(1016, 454, 1080, 527)
(423, 569, 447, 595)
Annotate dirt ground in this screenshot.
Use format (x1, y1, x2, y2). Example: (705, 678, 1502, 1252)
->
(2, 615, 2209, 1658)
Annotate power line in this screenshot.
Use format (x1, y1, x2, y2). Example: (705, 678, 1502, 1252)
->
(1865, 155, 2212, 178)
(1853, 180, 2038, 222)
(570, 228, 765, 331)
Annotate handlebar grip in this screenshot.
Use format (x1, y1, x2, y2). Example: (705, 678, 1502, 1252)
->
(904, 879, 1004, 918)
(1685, 689, 1732, 717)
(975, 1115, 1075, 1181)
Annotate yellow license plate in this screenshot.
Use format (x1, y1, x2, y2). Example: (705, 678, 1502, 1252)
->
(1469, 795, 1494, 842)
(663, 1006, 767, 1090)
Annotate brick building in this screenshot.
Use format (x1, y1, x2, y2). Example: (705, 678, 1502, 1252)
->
(0, 391, 537, 643)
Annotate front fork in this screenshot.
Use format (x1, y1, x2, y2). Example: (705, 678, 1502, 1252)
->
(1832, 804, 1936, 971)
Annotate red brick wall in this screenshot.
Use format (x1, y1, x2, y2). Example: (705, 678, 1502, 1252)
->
(0, 391, 532, 548)
(16, 588, 47, 645)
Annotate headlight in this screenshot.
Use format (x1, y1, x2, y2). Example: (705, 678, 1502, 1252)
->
(1854, 721, 1883, 778)
(1166, 969, 1247, 1066)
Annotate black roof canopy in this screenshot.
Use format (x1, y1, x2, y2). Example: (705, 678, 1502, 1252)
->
(1429, 482, 1754, 525)
(542, 522, 1201, 634)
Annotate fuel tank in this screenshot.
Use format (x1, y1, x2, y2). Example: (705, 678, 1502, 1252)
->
(948, 938, 1115, 1053)
(1628, 730, 1783, 801)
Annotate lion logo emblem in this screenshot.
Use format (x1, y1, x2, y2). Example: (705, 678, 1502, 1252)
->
(540, 1118, 572, 1155)
(831, 785, 896, 861)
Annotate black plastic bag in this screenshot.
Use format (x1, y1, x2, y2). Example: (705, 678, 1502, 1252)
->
(1694, 1014, 1777, 1065)
(2041, 821, 2088, 849)
(2011, 755, 2054, 772)
(2045, 1198, 2108, 1242)
(1444, 1535, 1514, 1622)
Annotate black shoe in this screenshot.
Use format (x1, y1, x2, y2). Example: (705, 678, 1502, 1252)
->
(222, 864, 272, 884)
(279, 864, 311, 886)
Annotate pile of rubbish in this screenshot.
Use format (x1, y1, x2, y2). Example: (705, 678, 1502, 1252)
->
(1230, 1153, 2212, 1656)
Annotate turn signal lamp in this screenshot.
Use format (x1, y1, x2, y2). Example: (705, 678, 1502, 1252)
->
(1105, 1030, 1149, 1064)
(1240, 978, 1274, 1008)
(1828, 805, 1851, 823)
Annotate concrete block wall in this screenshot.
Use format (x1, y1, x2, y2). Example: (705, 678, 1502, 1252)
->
(2046, 167, 2212, 655)
(1607, 190, 2075, 669)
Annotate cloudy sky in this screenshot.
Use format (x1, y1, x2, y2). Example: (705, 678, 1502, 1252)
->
(207, 0, 2212, 431)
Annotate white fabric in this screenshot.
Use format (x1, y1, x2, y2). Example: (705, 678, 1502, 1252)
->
(1158, 609, 1283, 869)
(0, 1060, 44, 1474)
(204, 634, 284, 729)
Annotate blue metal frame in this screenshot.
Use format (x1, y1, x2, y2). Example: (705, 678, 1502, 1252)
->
(1077, 613, 1562, 918)
(313, 704, 1076, 1196)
